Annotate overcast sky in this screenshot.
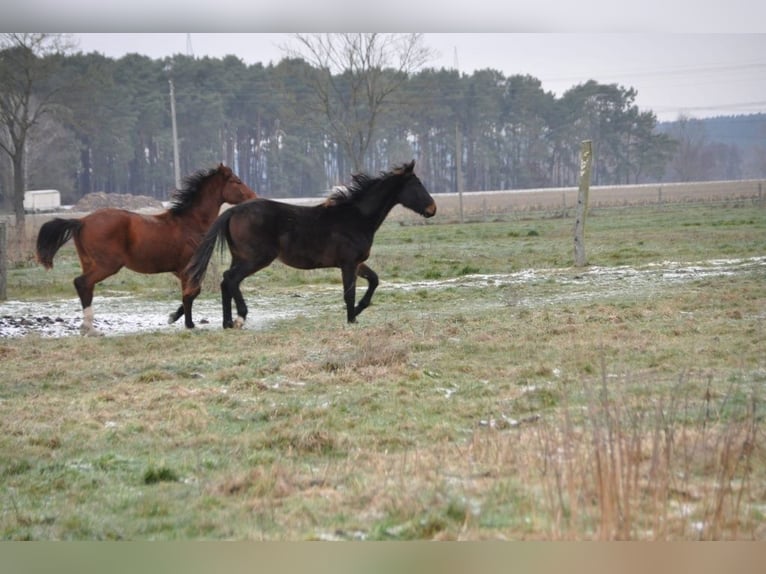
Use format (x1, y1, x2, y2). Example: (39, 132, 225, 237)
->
(70, 33, 766, 122)
(5, 2, 766, 122)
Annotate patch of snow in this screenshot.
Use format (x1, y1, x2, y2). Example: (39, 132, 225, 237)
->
(2, 256, 762, 338)
(0, 294, 305, 338)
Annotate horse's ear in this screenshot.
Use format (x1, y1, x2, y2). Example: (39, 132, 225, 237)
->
(405, 160, 415, 173)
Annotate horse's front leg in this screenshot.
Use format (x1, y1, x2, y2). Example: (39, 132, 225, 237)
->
(341, 265, 358, 323)
(353, 263, 379, 319)
(220, 268, 239, 328)
(168, 304, 185, 325)
(175, 274, 201, 328)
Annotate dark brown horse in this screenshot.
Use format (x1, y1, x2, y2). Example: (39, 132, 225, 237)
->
(36, 164, 256, 335)
(185, 160, 436, 328)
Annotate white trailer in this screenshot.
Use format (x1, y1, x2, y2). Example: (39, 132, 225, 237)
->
(23, 189, 61, 212)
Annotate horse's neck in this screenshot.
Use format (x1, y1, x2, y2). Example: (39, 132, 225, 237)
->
(358, 180, 400, 229)
(172, 193, 223, 230)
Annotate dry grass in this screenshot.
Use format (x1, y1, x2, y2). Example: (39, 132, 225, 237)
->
(2, 272, 763, 540)
(1, 201, 764, 540)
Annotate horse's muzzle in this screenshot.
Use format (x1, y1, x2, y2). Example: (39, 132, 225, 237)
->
(423, 203, 437, 218)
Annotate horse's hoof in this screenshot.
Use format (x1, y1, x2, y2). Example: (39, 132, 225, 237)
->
(80, 326, 103, 337)
(233, 316, 245, 329)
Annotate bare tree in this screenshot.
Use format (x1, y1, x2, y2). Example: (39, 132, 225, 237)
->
(0, 33, 74, 238)
(285, 33, 432, 172)
(666, 114, 710, 182)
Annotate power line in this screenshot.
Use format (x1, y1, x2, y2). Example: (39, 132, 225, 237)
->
(648, 100, 766, 114)
(541, 60, 766, 85)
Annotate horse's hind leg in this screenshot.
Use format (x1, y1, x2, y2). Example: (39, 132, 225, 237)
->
(353, 263, 379, 320)
(221, 256, 272, 329)
(231, 285, 248, 329)
(221, 267, 247, 329)
(73, 274, 103, 336)
(73, 260, 122, 336)
(222, 267, 253, 329)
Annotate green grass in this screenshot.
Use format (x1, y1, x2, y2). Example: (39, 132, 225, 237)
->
(1, 203, 765, 539)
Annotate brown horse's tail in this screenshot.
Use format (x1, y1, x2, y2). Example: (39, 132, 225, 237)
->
(36, 218, 82, 269)
(185, 207, 236, 289)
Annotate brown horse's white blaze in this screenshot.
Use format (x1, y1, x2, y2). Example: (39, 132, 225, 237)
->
(35, 163, 256, 335)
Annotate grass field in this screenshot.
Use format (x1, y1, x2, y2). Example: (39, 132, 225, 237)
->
(1, 199, 765, 540)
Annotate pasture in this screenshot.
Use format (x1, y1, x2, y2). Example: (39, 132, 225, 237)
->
(0, 195, 764, 540)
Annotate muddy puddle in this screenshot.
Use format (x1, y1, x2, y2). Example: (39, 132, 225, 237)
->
(1, 256, 763, 338)
(0, 294, 307, 338)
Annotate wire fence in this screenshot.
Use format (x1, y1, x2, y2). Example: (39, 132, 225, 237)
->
(387, 178, 765, 224)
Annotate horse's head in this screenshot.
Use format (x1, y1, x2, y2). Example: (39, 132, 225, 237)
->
(217, 163, 257, 205)
(397, 160, 436, 218)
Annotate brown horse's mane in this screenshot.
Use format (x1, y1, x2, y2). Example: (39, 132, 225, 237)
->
(323, 163, 408, 207)
(168, 166, 220, 215)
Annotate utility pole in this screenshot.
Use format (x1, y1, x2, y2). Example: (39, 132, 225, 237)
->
(167, 70, 182, 191)
(456, 122, 464, 223)
(0, 222, 6, 301)
(573, 140, 593, 267)
(169, 77, 181, 190)
(454, 47, 464, 223)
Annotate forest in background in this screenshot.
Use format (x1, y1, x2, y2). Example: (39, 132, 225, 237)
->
(2, 45, 765, 208)
(657, 113, 766, 184)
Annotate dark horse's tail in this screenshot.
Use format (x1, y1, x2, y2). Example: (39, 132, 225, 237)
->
(185, 207, 237, 289)
(36, 218, 83, 269)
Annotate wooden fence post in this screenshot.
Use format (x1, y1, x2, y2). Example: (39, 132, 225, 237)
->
(573, 140, 592, 267)
(0, 222, 6, 301)
(456, 123, 464, 224)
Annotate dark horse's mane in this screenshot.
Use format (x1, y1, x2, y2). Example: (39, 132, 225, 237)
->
(324, 163, 409, 207)
(169, 166, 219, 215)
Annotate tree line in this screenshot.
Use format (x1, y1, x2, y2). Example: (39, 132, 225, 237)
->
(2, 34, 764, 219)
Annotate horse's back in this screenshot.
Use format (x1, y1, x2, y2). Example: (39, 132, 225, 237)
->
(228, 198, 366, 269)
(76, 208, 152, 242)
(75, 208, 188, 272)
(228, 198, 308, 232)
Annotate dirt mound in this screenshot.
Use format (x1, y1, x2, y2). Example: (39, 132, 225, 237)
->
(73, 192, 164, 212)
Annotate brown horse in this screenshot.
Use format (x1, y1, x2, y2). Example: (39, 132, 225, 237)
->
(185, 160, 436, 328)
(36, 163, 256, 335)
